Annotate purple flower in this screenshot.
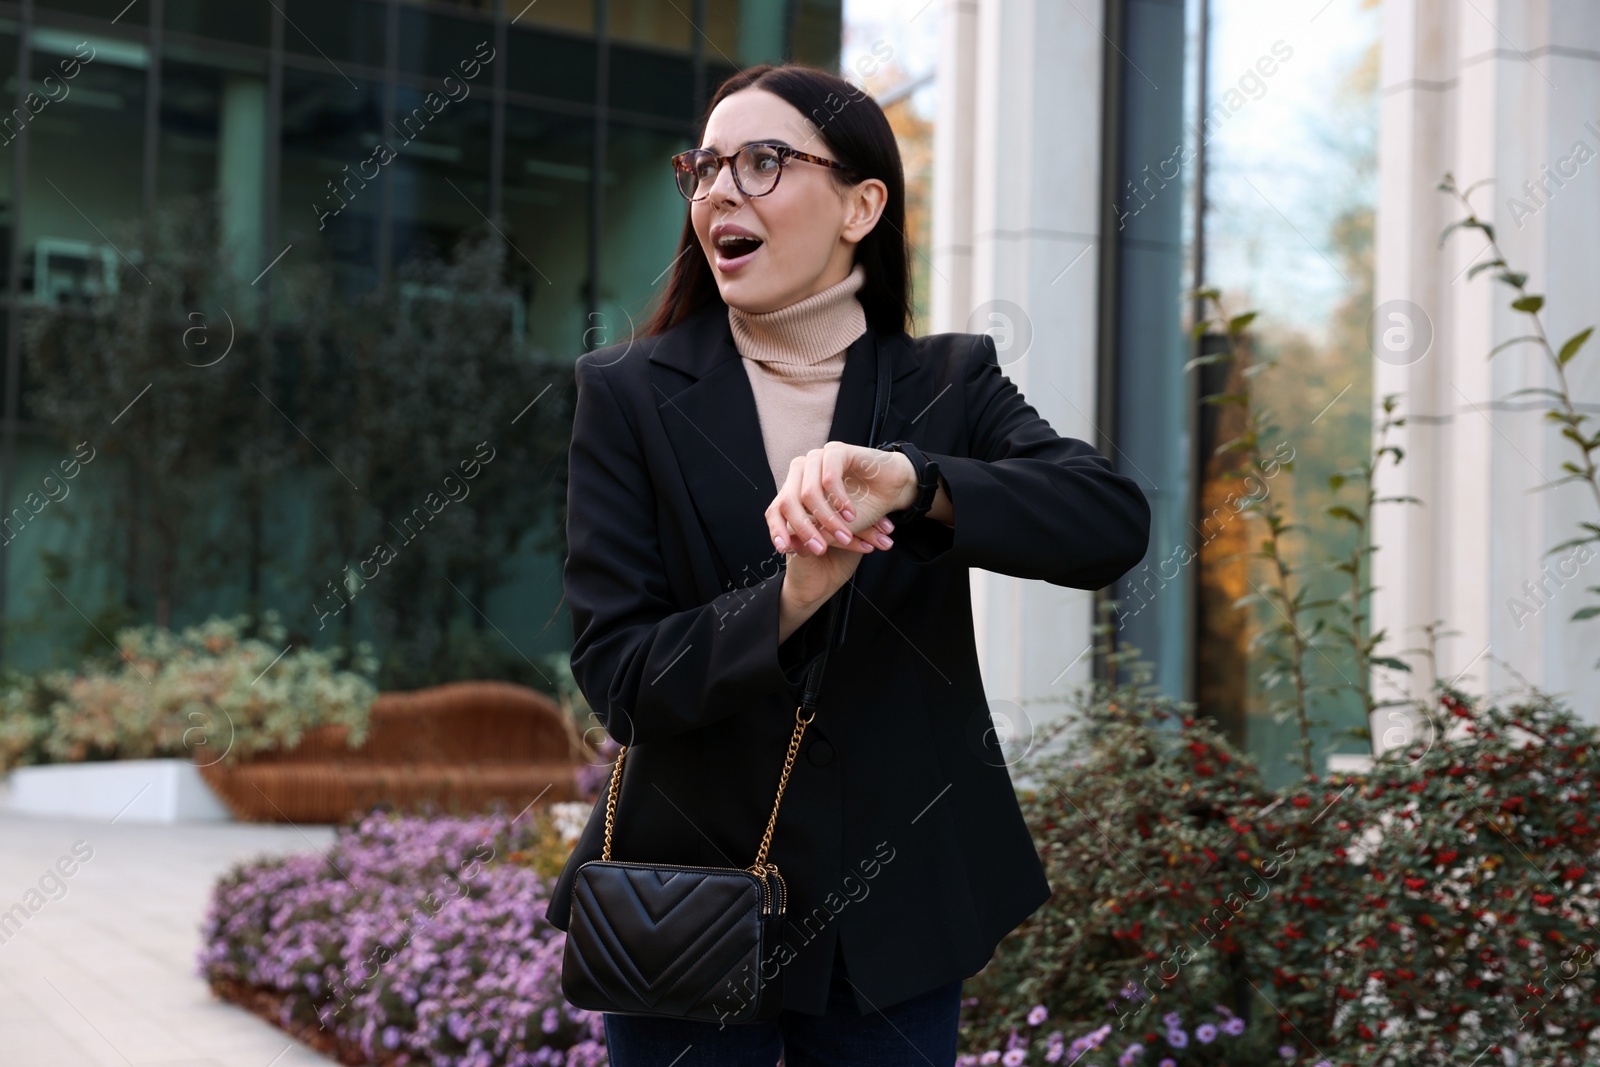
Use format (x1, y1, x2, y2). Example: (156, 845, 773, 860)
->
(1279, 1046, 1297, 1060)
(1118, 1043, 1145, 1066)
(1003, 1051, 1027, 1067)
(1028, 1004, 1049, 1026)
(1196, 1023, 1217, 1043)
(195, 809, 606, 1067)
(980, 1052, 1001, 1065)
(1222, 1016, 1245, 1036)
(1165, 1028, 1188, 1049)
(1159, 1060, 1176, 1067)
(1161, 1011, 1182, 1027)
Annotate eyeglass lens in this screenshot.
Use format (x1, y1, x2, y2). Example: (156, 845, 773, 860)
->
(677, 145, 784, 200)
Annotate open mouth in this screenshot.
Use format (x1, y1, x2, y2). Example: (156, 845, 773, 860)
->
(713, 234, 764, 270)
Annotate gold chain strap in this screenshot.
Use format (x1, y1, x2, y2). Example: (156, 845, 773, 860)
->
(751, 702, 813, 870)
(599, 702, 814, 872)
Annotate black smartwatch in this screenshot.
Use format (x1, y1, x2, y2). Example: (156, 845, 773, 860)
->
(876, 439, 941, 524)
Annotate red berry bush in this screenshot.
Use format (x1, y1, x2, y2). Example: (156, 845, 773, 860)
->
(1311, 685, 1600, 1064)
(959, 656, 1600, 1066)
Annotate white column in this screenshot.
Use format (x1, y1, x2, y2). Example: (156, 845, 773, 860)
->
(218, 73, 267, 286)
(931, 0, 1106, 737)
(1372, 0, 1600, 742)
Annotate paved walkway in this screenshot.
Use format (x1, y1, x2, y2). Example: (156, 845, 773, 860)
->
(0, 808, 339, 1066)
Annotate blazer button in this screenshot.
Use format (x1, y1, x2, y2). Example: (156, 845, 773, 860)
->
(807, 738, 835, 767)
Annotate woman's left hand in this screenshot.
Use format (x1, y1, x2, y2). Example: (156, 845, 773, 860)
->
(765, 442, 914, 556)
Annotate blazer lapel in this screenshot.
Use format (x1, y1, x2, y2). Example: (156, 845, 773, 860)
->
(650, 301, 919, 590)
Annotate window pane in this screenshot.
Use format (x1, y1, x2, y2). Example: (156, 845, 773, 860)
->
(164, 0, 271, 46)
(397, 7, 493, 79)
(507, 24, 594, 101)
(387, 88, 493, 269)
(608, 44, 693, 122)
(501, 107, 590, 360)
(609, 0, 692, 51)
(0, 32, 16, 423)
(600, 124, 688, 339)
(279, 69, 386, 297)
(1195, 0, 1380, 785)
(703, 0, 783, 65)
(282, 0, 386, 67)
(403, 0, 496, 14)
(0, 29, 19, 292)
(504, 0, 593, 35)
(790, 0, 842, 68)
(22, 42, 146, 302)
(38, 0, 146, 25)
(1106, 0, 1195, 714)
(158, 58, 272, 280)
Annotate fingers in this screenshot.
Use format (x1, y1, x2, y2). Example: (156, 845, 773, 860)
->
(802, 448, 854, 548)
(766, 446, 899, 555)
(822, 447, 858, 525)
(784, 523, 886, 556)
(768, 458, 824, 554)
(839, 529, 888, 553)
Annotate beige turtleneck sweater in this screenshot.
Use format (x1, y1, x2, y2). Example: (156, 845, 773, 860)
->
(729, 262, 868, 494)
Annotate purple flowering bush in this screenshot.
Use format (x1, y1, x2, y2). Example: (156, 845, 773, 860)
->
(199, 806, 605, 1066)
(955, 1002, 1321, 1067)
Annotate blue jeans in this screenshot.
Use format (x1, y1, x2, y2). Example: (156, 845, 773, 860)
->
(600, 940, 963, 1066)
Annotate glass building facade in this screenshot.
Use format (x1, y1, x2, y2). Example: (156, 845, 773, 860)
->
(1101, 0, 1380, 785)
(0, 0, 840, 676)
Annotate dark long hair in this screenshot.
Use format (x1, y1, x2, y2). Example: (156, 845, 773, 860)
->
(642, 64, 911, 339)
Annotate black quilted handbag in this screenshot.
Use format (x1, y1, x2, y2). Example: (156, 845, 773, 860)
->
(559, 332, 892, 1025)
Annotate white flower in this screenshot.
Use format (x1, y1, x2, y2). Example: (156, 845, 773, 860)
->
(550, 802, 592, 844)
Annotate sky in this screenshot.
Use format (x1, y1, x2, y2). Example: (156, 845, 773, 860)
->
(841, 0, 941, 121)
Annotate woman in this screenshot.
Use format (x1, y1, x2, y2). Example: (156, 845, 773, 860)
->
(545, 63, 1151, 1066)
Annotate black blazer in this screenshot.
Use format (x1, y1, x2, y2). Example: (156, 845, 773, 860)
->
(545, 299, 1152, 1017)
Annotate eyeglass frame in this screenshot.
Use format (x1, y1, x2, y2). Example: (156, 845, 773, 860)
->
(670, 142, 856, 202)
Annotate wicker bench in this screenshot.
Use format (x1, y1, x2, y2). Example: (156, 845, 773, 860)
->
(199, 680, 588, 823)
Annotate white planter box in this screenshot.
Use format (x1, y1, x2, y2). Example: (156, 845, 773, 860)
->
(2, 759, 233, 823)
(1326, 752, 1375, 774)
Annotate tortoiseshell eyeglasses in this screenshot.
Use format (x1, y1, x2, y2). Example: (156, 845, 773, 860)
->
(671, 142, 855, 201)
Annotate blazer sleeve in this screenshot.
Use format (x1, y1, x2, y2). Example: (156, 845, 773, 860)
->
(564, 354, 820, 748)
(889, 333, 1152, 588)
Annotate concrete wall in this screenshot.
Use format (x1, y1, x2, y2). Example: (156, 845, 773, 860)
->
(1372, 0, 1600, 737)
(931, 0, 1108, 738)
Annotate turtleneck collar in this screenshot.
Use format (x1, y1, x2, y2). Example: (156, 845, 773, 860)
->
(727, 262, 868, 382)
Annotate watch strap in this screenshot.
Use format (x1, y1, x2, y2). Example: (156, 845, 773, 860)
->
(876, 439, 940, 523)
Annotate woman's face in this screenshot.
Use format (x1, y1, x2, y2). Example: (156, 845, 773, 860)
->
(689, 88, 887, 313)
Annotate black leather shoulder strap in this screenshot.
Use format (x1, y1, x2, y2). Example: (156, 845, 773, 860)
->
(799, 330, 893, 711)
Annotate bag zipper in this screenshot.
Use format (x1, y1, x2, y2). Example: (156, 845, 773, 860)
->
(575, 858, 785, 916)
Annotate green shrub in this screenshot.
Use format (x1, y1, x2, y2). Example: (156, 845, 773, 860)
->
(961, 646, 1289, 1064)
(960, 630, 1600, 1066)
(0, 610, 378, 772)
(1308, 684, 1600, 1063)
